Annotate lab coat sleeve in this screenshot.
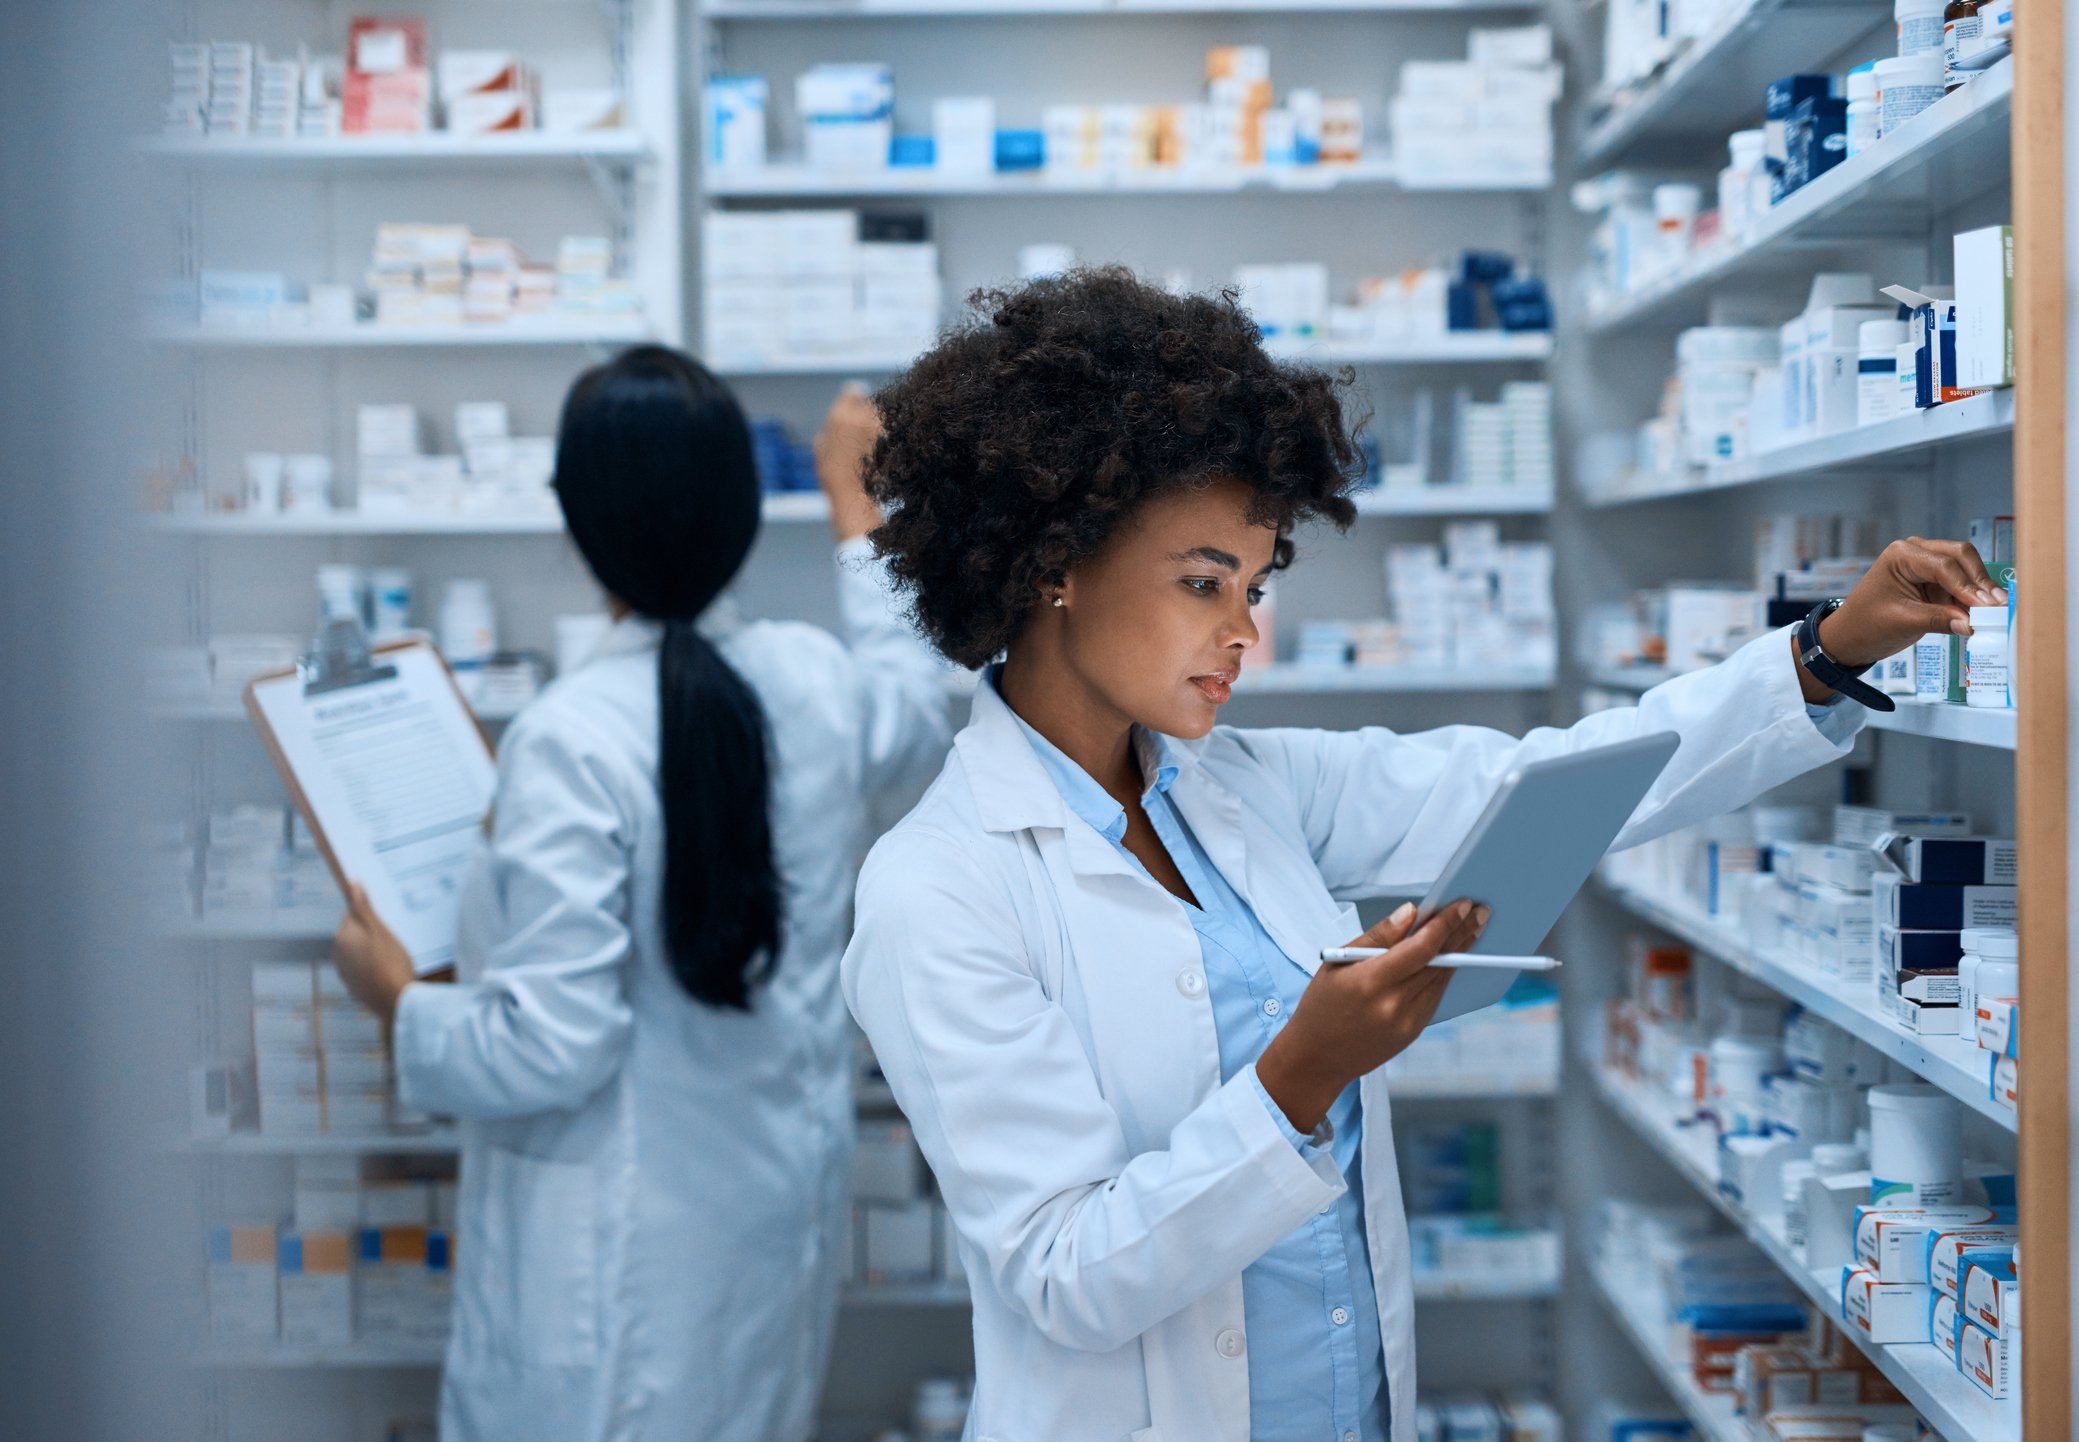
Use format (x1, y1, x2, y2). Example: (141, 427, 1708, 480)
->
(392, 709, 637, 1120)
(1234, 624, 1862, 899)
(834, 537, 953, 796)
(844, 829, 1346, 1353)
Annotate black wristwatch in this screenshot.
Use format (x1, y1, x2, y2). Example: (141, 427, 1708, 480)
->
(1797, 598, 1895, 712)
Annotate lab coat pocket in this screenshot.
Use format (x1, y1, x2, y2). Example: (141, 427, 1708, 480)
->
(475, 1147, 600, 1367)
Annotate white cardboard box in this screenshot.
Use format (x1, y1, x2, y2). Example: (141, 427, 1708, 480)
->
(1953, 225, 2015, 390)
(1840, 1266, 1930, 1344)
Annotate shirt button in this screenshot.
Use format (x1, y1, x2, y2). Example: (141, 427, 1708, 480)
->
(1330, 1306, 1351, 1326)
(1344, 1433, 1359, 1442)
(1261, 996, 1282, 1018)
(1177, 970, 1205, 998)
(1214, 1327, 1245, 1358)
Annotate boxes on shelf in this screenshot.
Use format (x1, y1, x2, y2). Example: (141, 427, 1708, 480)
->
(1385, 981, 1559, 1089)
(207, 1224, 280, 1343)
(1390, 28, 1560, 184)
(702, 210, 940, 368)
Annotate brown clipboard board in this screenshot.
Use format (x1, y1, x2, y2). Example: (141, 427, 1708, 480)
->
(243, 634, 495, 976)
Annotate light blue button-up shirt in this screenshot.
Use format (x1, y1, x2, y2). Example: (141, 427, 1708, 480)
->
(1002, 689, 1387, 1442)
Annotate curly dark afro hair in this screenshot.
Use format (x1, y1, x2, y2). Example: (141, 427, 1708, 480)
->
(864, 265, 1364, 669)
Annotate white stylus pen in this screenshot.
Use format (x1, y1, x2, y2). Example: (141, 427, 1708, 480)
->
(1317, 949, 1562, 970)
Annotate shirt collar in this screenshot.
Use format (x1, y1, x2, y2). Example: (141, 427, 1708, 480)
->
(988, 664, 1184, 844)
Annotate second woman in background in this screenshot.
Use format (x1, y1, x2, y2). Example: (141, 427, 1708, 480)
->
(329, 353, 950, 1442)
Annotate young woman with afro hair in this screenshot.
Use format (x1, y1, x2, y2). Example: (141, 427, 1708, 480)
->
(841, 266, 2000, 1441)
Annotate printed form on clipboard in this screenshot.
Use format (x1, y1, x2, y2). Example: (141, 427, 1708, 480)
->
(246, 627, 497, 975)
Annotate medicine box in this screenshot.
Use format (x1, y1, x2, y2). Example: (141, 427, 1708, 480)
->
(1931, 1292, 1963, 1362)
(1953, 225, 2015, 390)
(1975, 998, 2018, 1057)
(1877, 834, 2017, 885)
(1839, 1266, 1929, 1344)
(1958, 1320, 2009, 1398)
(1834, 807, 1970, 846)
(1854, 1205, 2001, 1282)
(1961, 1254, 2019, 1335)
(1874, 926, 1963, 971)
(208, 1224, 280, 1342)
(1874, 982, 1959, 1036)
(277, 1230, 354, 1345)
(1870, 874, 2016, 930)
(1989, 1053, 2017, 1109)
(1926, 1226, 2018, 1297)
(1877, 961, 1959, 1006)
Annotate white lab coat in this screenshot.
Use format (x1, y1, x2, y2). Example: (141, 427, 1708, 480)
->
(393, 542, 949, 1442)
(843, 627, 1859, 1442)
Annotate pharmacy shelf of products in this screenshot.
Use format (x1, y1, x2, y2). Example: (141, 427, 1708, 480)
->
(1584, 61, 2015, 335)
(1583, 391, 2017, 508)
(1585, 663, 2017, 751)
(1587, 1258, 1748, 1442)
(1578, 0, 1892, 166)
(705, 0, 1539, 16)
(1592, 876, 2013, 1130)
(152, 317, 652, 349)
(709, 331, 1555, 378)
(152, 485, 1553, 535)
(1588, 1066, 2017, 1442)
(941, 663, 1558, 698)
(840, 1268, 1564, 1308)
(140, 130, 652, 168)
(704, 158, 1549, 196)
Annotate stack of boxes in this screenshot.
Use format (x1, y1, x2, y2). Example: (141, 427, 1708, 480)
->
(1384, 525, 1557, 673)
(1454, 382, 1554, 491)
(1231, 263, 1330, 341)
(1389, 27, 1561, 185)
(1386, 980, 1560, 1090)
(849, 1122, 963, 1291)
(343, 16, 432, 135)
(251, 962, 398, 1136)
(1869, 829, 2016, 1038)
(797, 64, 896, 171)
(357, 401, 556, 517)
(199, 805, 335, 926)
(702, 210, 941, 368)
(1412, 1396, 1561, 1442)
(208, 1162, 456, 1352)
(365, 224, 632, 328)
(206, 43, 256, 136)
(1843, 1200, 2018, 1398)
(436, 50, 535, 135)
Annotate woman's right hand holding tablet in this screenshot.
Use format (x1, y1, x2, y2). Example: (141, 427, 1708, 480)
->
(1255, 900, 1490, 1133)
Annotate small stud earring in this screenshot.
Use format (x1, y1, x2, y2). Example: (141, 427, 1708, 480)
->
(1051, 595, 1065, 608)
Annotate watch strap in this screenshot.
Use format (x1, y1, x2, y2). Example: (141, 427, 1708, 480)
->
(1798, 598, 1896, 712)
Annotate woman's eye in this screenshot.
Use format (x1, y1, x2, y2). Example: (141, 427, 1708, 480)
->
(1246, 587, 1265, 606)
(1184, 578, 1220, 596)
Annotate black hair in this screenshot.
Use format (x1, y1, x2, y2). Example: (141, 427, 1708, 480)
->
(552, 345, 780, 1009)
(865, 267, 1362, 668)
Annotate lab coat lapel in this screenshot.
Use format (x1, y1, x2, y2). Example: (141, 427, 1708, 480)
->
(1166, 757, 1325, 977)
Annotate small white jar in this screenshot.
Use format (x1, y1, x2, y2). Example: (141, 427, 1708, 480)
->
(440, 579, 498, 669)
(1857, 320, 1909, 425)
(1868, 1083, 1963, 1208)
(1875, 52, 1945, 138)
(1895, 0, 1947, 57)
(1845, 65, 1881, 157)
(1964, 604, 2011, 707)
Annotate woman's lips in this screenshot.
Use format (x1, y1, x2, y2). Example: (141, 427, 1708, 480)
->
(1190, 671, 1237, 705)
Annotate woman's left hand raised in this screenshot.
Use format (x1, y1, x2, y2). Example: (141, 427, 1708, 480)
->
(1795, 536, 2006, 701)
(332, 882, 417, 1027)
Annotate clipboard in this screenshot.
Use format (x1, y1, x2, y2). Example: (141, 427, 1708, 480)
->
(245, 619, 498, 976)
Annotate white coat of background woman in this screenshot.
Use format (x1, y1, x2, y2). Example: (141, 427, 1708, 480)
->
(329, 349, 950, 1442)
(842, 268, 2005, 1442)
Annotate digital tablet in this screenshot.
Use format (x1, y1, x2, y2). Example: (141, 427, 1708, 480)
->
(1418, 731, 1682, 1023)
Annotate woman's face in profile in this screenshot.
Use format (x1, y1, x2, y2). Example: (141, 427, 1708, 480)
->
(1054, 475, 1279, 740)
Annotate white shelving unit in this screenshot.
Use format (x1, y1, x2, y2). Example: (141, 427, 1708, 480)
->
(704, 0, 1538, 16)
(197, 1344, 446, 1370)
(705, 158, 1549, 196)
(141, 130, 653, 168)
(1584, 61, 2015, 335)
(152, 490, 831, 535)
(1582, 391, 2017, 504)
(713, 330, 1552, 377)
(151, 317, 655, 349)
(1590, 1066, 2020, 1442)
(1587, 1260, 1749, 1442)
(1578, 0, 1888, 165)
(186, 1130, 460, 1156)
(1594, 878, 2016, 1128)
(1586, 664, 2020, 751)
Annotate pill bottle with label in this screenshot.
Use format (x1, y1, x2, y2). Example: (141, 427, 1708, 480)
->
(1845, 65, 1880, 157)
(369, 567, 413, 642)
(1958, 927, 2019, 1022)
(440, 579, 498, 670)
(1896, 0, 1948, 56)
(1875, 52, 1945, 139)
(1868, 1083, 1963, 1208)
(1944, 0, 1987, 88)
(1896, 339, 1920, 410)
(1718, 130, 1768, 244)
(1964, 604, 2010, 707)
(1857, 319, 1908, 425)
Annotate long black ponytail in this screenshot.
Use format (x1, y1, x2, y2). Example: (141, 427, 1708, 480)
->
(552, 346, 781, 1009)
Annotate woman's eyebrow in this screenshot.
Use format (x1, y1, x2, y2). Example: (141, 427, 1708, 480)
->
(1170, 546, 1242, 569)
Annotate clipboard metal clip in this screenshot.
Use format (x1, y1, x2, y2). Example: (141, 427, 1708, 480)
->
(302, 616, 399, 696)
